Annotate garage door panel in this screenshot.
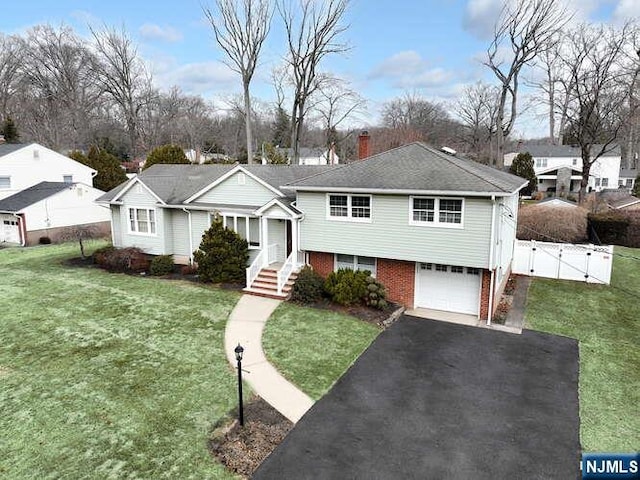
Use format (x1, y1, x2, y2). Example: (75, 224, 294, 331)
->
(416, 263, 480, 315)
(1, 215, 20, 244)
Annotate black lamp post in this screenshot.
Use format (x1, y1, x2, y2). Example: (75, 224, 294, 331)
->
(234, 343, 244, 426)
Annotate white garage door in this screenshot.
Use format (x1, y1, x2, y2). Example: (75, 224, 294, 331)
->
(415, 263, 481, 315)
(1, 215, 20, 244)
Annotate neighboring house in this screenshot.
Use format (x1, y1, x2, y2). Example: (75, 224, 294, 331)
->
(505, 144, 621, 194)
(618, 168, 637, 192)
(535, 197, 578, 208)
(0, 143, 96, 200)
(0, 182, 111, 245)
(99, 143, 526, 322)
(263, 146, 340, 165)
(184, 149, 230, 164)
(608, 195, 640, 211)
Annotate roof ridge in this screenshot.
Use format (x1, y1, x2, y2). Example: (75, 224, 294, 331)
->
(418, 144, 511, 192)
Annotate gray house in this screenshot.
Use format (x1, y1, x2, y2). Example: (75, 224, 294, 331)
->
(98, 143, 526, 322)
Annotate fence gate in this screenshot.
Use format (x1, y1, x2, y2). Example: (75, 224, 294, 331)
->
(512, 240, 613, 285)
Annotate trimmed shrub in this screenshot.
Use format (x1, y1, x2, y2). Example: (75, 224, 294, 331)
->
(193, 219, 249, 284)
(324, 269, 369, 306)
(588, 212, 632, 246)
(364, 276, 388, 310)
(39, 237, 52, 244)
(517, 205, 588, 243)
(290, 266, 325, 304)
(150, 255, 174, 276)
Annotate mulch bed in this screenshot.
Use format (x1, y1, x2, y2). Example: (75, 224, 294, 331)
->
(493, 274, 518, 325)
(294, 298, 398, 326)
(209, 396, 293, 478)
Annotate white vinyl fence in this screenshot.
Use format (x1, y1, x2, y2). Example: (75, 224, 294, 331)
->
(512, 240, 613, 284)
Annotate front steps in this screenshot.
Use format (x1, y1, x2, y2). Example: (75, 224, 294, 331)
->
(244, 267, 298, 300)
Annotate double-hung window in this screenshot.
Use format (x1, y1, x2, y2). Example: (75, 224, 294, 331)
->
(327, 194, 371, 221)
(0, 176, 10, 189)
(410, 197, 463, 227)
(129, 208, 156, 235)
(220, 214, 261, 248)
(335, 254, 376, 276)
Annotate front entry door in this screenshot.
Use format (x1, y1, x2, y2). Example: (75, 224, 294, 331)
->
(286, 220, 292, 257)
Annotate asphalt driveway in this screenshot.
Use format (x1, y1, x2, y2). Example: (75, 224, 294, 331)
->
(254, 316, 580, 479)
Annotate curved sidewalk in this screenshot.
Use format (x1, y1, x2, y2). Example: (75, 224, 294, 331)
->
(224, 294, 314, 423)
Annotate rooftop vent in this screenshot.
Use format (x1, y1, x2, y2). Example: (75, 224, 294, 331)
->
(441, 146, 457, 156)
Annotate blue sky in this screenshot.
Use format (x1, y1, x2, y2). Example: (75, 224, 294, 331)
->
(3, 0, 639, 137)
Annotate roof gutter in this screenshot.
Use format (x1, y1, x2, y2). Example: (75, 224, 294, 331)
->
(13, 213, 26, 247)
(286, 186, 519, 197)
(486, 196, 497, 326)
(182, 207, 194, 265)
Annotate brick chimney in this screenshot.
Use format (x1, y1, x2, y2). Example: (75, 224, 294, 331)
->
(358, 130, 370, 160)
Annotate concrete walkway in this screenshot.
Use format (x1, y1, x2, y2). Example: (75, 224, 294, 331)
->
(224, 294, 314, 424)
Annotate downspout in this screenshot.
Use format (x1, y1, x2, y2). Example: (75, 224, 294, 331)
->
(487, 196, 497, 325)
(13, 213, 26, 247)
(182, 208, 194, 264)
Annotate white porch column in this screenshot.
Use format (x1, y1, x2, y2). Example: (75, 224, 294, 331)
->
(291, 218, 299, 265)
(261, 216, 269, 266)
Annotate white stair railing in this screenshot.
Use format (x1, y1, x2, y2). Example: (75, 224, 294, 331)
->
(246, 249, 267, 288)
(277, 251, 296, 294)
(267, 243, 278, 264)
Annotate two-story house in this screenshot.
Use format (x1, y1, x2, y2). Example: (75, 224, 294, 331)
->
(506, 144, 621, 194)
(98, 143, 526, 322)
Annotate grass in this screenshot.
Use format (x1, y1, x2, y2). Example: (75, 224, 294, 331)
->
(262, 303, 381, 400)
(525, 246, 640, 452)
(0, 242, 242, 479)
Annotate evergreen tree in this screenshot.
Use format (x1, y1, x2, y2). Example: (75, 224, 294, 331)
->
(633, 175, 640, 197)
(263, 142, 287, 164)
(509, 152, 537, 196)
(143, 144, 189, 170)
(2, 117, 19, 143)
(70, 147, 127, 191)
(193, 219, 249, 284)
(272, 106, 291, 148)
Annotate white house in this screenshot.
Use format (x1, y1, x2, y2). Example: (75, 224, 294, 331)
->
(262, 146, 340, 165)
(0, 182, 110, 246)
(0, 143, 96, 200)
(506, 144, 621, 194)
(618, 168, 638, 192)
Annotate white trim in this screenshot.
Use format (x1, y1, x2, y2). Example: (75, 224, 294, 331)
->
(333, 253, 377, 277)
(184, 165, 284, 203)
(112, 176, 166, 205)
(126, 206, 158, 236)
(254, 198, 301, 218)
(0, 175, 11, 189)
(408, 196, 464, 229)
(325, 193, 372, 223)
(288, 185, 527, 196)
(210, 211, 262, 249)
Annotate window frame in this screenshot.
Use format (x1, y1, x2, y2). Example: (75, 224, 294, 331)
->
(601, 177, 609, 187)
(334, 253, 377, 277)
(213, 212, 262, 249)
(536, 158, 548, 168)
(63, 174, 73, 183)
(0, 176, 10, 189)
(409, 196, 464, 229)
(326, 193, 372, 223)
(127, 207, 157, 236)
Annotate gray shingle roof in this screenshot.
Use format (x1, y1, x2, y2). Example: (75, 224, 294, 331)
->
(0, 143, 28, 157)
(619, 168, 638, 178)
(96, 164, 337, 204)
(517, 143, 621, 158)
(287, 143, 527, 194)
(0, 182, 70, 212)
(609, 195, 640, 209)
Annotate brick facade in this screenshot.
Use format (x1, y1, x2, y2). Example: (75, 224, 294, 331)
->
(479, 269, 492, 321)
(376, 258, 415, 307)
(308, 251, 416, 308)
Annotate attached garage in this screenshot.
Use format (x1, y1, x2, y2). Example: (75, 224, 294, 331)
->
(415, 262, 482, 316)
(0, 214, 20, 244)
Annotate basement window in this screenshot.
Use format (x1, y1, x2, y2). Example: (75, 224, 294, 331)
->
(335, 254, 376, 276)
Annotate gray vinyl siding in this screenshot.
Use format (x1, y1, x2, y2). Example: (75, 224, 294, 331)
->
(297, 192, 493, 268)
(192, 172, 278, 206)
(172, 209, 191, 256)
(111, 206, 122, 247)
(267, 218, 286, 262)
(190, 210, 211, 251)
(118, 186, 164, 254)
(163, 209, 174, 254)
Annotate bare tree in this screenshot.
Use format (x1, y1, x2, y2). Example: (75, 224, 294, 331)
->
(278, 0, 350, 164)
(91, 26, 152, 160)
(455, 82, 500, 161)
(0, 34, 22, 120)
(59, 224, 104, 259)
(485, 0, 569, 166)
(204, 0, 272, 164)
(560, 24, 632, 202)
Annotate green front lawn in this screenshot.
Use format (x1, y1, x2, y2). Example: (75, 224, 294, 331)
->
(0, 243, 242, 479)
(262, 303, 380, 400)
(525, 247, 640, 452)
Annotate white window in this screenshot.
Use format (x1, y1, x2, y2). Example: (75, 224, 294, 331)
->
(63, 175, 73, 183)
(451, 266, 464, 274)
(595, 178, 601, 187)
(0, 176, 10, 189)
(220, 214, 261, 248)
(128, 208, 156, 235)
(536, 158, 547, 168)
(327, 194, 371, 221)
(572, 158, 578, 166)
(435, 264, 448, 272)
(467, 267, 480, 275)
(601, 178, 609, 187)
(335, 254, 376, 276)
(627, 178, 634, 187)
(410, 197, 463, 227)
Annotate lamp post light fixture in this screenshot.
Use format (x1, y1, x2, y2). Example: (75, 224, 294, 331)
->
(234, 343, 244, 426)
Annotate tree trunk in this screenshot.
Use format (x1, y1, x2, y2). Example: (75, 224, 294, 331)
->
(579, 148, 592, 204)
(290, 101, 299, 164)
(243, 81, 253, 164)
(548, 77, 556, 144)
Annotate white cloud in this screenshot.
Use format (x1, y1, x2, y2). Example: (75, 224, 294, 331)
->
(463, 0, 503, 39)
(139, 23, 182, 43)
(613, 0, 640, 23)
(153, 60, 238, 95)
(369, 51, 454, 90)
